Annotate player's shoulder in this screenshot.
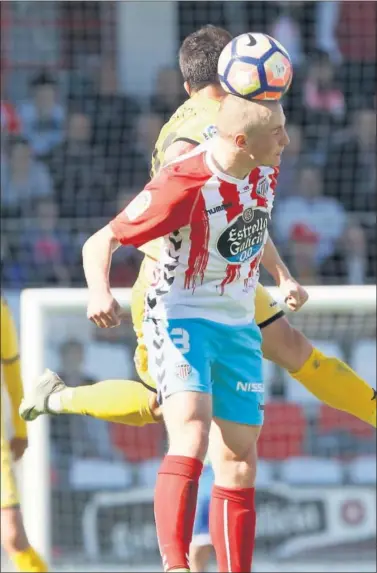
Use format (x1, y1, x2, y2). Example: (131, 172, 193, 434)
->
(149, 145, 213, 189)
(175, 96, 220, 144)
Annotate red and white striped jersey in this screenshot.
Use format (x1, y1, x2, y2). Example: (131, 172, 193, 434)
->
(111, 144, 278, 325)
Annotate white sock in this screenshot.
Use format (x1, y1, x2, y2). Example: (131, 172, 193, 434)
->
(47, 388, 73, 413)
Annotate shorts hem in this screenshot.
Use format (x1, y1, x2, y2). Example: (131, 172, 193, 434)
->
(164, 386, 211, 400)
(212, 412, 264, 427)
(258, 310, 285, 329)
(138, 378, 157, 394)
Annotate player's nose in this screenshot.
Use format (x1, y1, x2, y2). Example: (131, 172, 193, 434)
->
(282, 128, 290, 147)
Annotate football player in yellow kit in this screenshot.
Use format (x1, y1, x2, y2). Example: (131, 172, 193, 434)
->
(1, 297, 48, 572)
(20, 26, 376, 432)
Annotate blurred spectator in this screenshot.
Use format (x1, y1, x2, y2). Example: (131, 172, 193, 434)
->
(324, 103, 376, 212)
(302, 50, 345, 155)
(315, 1, 343, 64)
(303, 49, 345, 120)
(1, 100, 21, 135)
(134, 113, 164, 168)
(269, 1, 304, 66)
(1, 135, 54, 217)
(20, 197, 77, 285)
(71, 58, 141, 182)
(18, 71, 65, 159)
(47, 111, 114, 218)
(1, 232, 28, 288)
(273, 164, 367, 285)
(150, 66, 186, 121)
(336, 1, 376, 102)
(58, 339, 95, 389)
(116, 113, 162, 189)
(51, 339, 116, 461)
(276, 123, 303, 197)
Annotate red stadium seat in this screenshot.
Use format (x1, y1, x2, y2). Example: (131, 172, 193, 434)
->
(110, 423, 166, 463)
(258, 402, 307, 460)
(317, 404, 374, 439)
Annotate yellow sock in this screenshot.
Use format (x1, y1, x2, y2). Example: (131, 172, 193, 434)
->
(10, 546, 48, 572)
(291, 348, 376, 427)
(58, 379, 157, 426)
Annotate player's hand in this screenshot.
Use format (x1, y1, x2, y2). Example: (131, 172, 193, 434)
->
(10, 437, 28, 461)
(87, 291, 125, 328)
(279, 278, 309, 312)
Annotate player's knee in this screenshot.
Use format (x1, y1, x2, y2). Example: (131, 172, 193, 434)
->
(170, 419, 210, 461)
(1, 507, 29, 553)
(164, 392, 212, 461)
(262, 318, 312, 372)
(212, 437, 259, 488)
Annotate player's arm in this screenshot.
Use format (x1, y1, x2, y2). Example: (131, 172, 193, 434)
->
(261, 236, 308, 311)
(261, 236, 292, 284)
(83, 167, 201, 326)
(1, 299, 27, 440)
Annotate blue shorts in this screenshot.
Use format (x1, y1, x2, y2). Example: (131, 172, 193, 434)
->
(143, 317, 264, 426)
(192, 464, 214, 546)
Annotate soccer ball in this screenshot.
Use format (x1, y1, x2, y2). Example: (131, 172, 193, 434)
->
(218, 32, 293, 101)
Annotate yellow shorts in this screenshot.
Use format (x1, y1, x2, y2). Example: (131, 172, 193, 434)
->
(1, 420, 19, 508)
(131, 259, 284, 393)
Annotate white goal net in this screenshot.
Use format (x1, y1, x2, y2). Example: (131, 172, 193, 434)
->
(19, 285, 376, 572)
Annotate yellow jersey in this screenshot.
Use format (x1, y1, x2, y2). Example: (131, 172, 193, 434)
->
(139, 93, 221, 260)
(1, 297, 27, 439)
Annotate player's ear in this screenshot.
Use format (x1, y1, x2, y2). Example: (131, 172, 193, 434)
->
(235, 133, 247, 150)
(183, 81, 191, 96)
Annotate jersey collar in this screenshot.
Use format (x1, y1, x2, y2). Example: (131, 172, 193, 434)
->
(205, 148, 250, 186)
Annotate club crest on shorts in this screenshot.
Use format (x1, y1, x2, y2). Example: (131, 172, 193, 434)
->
(176, 362, 192, 380)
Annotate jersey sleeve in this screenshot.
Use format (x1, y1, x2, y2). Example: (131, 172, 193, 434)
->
(110, 161, 205, 247)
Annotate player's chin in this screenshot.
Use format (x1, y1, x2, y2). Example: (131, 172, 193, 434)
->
(265, 154, 282, 167)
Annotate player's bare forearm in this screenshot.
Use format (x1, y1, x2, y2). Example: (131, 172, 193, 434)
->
(261, 236, 292, 285)
(83, 225, 126, 327)
(82, 224, 120, 295)
(262, 237, 309, 311)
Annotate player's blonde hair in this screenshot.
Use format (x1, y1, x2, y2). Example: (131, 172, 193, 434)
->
(216, 95, 278, 140)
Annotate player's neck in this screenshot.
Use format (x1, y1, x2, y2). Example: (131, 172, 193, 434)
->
(194, 85, 224, 102)
(211, 138, 257, 180)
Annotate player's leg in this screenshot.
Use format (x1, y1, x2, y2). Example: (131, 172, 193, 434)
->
(189, 464, 215, 573)
(144, 318, 213, 572)
(20, 268, 162, 426)
(256, 285, 377, 427)
(1, 508, 48, 572)
(208, 320, 263, 573)
(20, 370, 161, 425)
(1, 433, 48, 572)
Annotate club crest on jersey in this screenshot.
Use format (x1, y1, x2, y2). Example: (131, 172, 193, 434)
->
(176, 362, 192, 380)
(217, 208, 269, 264)
(124, 191, 151, 221)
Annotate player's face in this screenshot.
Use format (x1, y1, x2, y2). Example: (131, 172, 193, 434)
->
(245, 103, 290, 167)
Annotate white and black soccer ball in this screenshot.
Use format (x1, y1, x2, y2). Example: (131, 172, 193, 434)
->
(218, 32, 293, 101)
